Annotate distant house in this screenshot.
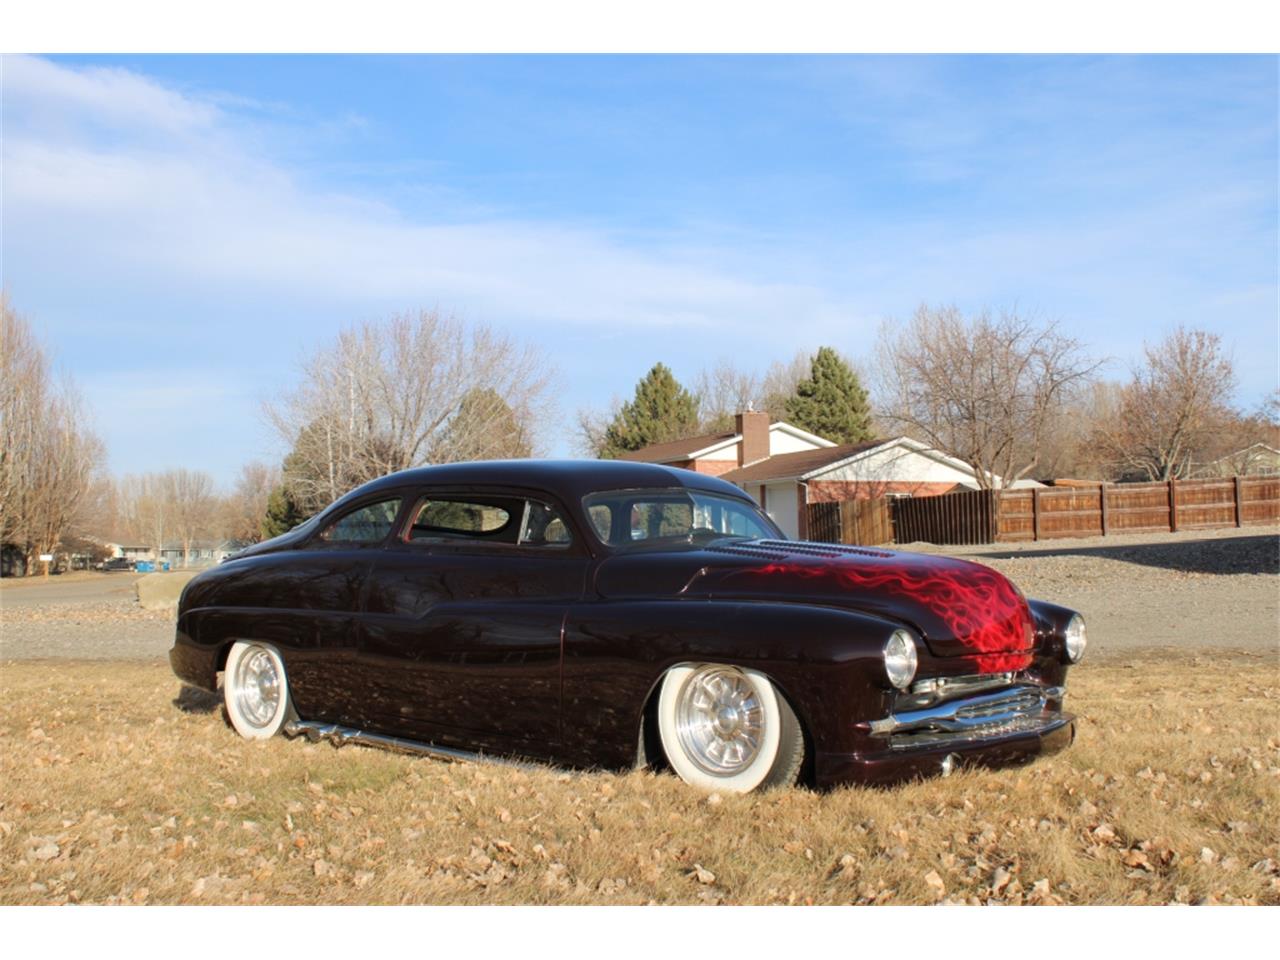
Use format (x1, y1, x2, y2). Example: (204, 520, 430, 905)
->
(104, 542, 155, 563)
(617, 411, 834, 476)
(160, 540, 251, 568)
(621, 413, 1043, 539)
(1192, 443, 1280, 479)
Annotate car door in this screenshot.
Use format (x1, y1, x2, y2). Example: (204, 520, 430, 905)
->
(358, 488, 590, 754)
(247, 493, 408, 728)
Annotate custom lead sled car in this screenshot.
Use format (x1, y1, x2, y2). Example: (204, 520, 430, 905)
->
(171, 460, 1085, 792)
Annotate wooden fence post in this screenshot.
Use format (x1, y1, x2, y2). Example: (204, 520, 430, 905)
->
(1032, 489, 1042, 542)
(1099, 482, 1109, 537)
(1234, 476, 1244, 527)
(1169, 478, 1179, 533)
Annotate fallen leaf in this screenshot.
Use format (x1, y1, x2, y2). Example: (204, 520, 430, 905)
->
(991, 866, 1012, 895)
(923, 870, 946, 899)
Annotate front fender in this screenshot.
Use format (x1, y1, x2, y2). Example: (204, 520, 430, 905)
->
(559, 599, 904, 769)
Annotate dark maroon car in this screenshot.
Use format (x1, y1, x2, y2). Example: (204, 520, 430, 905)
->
(170, 460, 1085, 792)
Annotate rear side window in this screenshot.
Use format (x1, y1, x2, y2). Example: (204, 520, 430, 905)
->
(406, 496, 573, 548)
(411, 499, 514, 538)
(320, 499, 402, 543)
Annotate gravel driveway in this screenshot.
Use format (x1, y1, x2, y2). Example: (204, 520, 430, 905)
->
(1, 572, 174, 660)
(902, 526, 1278, 657)
(2, 527, 1276, 662)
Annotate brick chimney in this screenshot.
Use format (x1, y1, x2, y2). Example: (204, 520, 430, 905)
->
(736, 411, 770, 466)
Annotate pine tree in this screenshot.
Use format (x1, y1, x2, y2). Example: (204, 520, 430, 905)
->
(784, 347, 875, 444)
(432, 388, 532, 462)
(598, 363, 700, 458)
(260, 484, 305, 539)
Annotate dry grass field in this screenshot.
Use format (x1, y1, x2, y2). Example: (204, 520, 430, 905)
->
(2, 651, 1277, 906)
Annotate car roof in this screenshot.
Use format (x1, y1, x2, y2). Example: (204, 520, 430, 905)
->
(344, 459, 754, 505)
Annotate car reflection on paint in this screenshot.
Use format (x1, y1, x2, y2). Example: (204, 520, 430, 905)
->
(170, 459, 1084, 792)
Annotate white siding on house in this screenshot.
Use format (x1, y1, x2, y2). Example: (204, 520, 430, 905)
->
(815, 442, 979, 486)
(768, 427, 829, 456)
(695, 444, 738, 462)
(762, 481, 800, 539)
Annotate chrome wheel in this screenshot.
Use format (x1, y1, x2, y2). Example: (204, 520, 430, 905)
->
(233, 646, 281, 728)
(675, 666, 765, 776)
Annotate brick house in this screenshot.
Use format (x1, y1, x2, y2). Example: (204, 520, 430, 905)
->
(617, 411, 834, 476)
(621, 413, 1042, 539)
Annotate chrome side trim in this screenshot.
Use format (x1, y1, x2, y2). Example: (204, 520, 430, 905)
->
(869, 684, 1051, 737)
(283, 719, 538, 771)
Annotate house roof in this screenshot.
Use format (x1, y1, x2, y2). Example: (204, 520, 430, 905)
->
(719, 440, 887, 483)
(617, 420, 837, 465)
(616, 431, 737, 463)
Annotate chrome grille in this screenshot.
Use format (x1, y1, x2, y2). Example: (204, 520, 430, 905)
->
(869, 684, 1061, 750)
(955, 687, 1043, 721)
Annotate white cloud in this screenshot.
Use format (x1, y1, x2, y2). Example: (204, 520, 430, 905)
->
(2, 55, 845, 337)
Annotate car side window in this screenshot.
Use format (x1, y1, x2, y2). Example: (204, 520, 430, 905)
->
(406, 496, 573, 549)
(587, 504, 612, 541)
(320, 498, 402, 543)
(519, 501, 573, 548)
(409, 498, 518, 542)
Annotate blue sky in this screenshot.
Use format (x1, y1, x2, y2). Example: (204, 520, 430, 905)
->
(2, 54, 1276, 486)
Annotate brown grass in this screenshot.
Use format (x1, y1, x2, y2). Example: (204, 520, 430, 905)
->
(1, 652, 1277, 905)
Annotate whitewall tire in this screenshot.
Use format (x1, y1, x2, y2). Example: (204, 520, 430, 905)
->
(656, 663, 804, 793)
(223, 641, 295, 740)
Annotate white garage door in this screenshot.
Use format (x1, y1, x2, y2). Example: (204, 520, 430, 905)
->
(764, 482, 799, 540)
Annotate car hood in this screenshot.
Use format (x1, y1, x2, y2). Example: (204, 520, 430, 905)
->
(594, 538, 1034, 671)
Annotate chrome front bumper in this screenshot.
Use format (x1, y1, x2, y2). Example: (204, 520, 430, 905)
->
(869, 683, 1067, 751)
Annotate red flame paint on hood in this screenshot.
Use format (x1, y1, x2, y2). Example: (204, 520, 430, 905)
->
(738, 558, 1034, 673)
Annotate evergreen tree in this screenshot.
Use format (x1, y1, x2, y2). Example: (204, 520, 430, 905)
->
(260, 484, 305, 539)
(598, 363, 700, 458)
(784, 347, 875, 444)
(432, 388, 532, 462)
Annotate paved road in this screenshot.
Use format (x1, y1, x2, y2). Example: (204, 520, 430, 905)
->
(0, 571, 139, 608)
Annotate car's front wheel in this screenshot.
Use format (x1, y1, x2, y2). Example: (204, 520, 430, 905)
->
(223, 641, 295, 740)
(656, 663, 804, 793)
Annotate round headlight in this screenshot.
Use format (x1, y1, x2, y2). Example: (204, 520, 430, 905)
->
(884, 630, 918, 689)
(1064, 614, 1087, 663)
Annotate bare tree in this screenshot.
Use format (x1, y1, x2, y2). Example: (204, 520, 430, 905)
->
(574, 400, 621, 457)
(694, 361, 765, 432)
(760, 352, 812, 419)
(693, 352, 815, 432)
(265, 311, 552, 511)
(1091, 328, 1240, 480)
(223, 461, 279, 544)
(1, 299, 104, 573)
(166, 469, 216, 567)
(117, 474, 170, 562)
(876, 306, 1101, 488)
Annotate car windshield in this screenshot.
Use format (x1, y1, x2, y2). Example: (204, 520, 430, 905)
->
(582, 488, 781, 551)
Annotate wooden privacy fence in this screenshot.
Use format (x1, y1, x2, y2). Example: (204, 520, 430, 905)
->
(806, 476, 1280, 546)
(806, 498, 894, 545)
(997, 476, 1280, 542)
(892, 488, 997, 545)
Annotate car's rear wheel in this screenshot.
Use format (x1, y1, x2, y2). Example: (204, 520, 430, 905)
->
(223, 641, 295, 740)
(656, 663, 804, 793)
